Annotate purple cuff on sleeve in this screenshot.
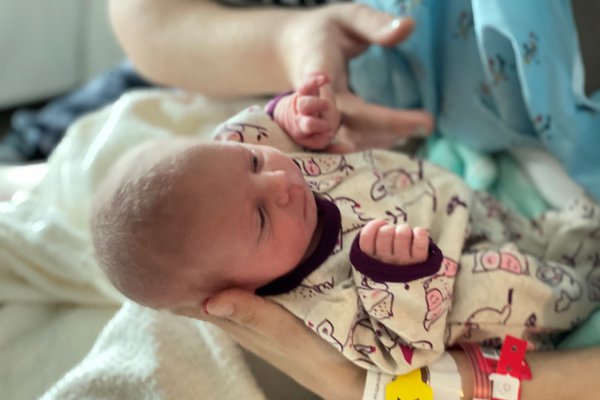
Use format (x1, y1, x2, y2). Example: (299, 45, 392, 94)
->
(265, 91, 294, 119)
(350, 234, 444, 283)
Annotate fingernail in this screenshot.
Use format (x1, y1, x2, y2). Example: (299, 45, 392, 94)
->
(388, 18, 403, 31)
(411, 125, 431, 137)
(205, 300, 233, 317)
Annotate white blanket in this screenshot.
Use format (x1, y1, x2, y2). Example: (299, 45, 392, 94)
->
(0, 90, 271, 399)
(42, 303, 265, 400)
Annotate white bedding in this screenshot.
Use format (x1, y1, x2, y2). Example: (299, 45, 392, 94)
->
(0, 90, 315, 400)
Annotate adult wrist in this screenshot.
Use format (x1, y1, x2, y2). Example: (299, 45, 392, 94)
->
(319, 360, 365, 400)
(449, 350, 474, 399)
(278, 7, 335, 89)
(276, 8, 312, 88)
(458, 336, 531, 400)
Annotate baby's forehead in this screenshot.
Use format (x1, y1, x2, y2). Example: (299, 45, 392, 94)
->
(129, 138, 197, 165)
(115, 138, 205, 182)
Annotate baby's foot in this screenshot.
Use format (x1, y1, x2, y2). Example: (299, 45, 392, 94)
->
(359, 219, 429, 266)
(273, 72, 340, 150)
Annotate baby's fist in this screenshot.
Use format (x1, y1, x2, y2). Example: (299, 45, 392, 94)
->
(359, 219, 429, 266)
(273, 72, 341, 149)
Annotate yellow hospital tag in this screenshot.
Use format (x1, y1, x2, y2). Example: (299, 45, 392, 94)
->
(385, 368, 433, 400)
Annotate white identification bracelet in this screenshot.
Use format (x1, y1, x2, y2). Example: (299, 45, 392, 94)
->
(362, 352, 462, 400)
(363, 369, 392, 400)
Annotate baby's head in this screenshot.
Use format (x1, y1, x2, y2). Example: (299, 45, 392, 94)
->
(92, 138, 319, 314)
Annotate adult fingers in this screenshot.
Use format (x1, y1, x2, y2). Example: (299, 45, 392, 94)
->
(296, 96, 330, 115)
(297, 72, 329, 96)
(297, 116, 332, 135)
(333, 4, 416, 49)
(205, 288, 268, 325)
(203, 289, 303, 348)
(323, 136, 356, 154)
(342, 98, 434, 142)
(297, 133, 333, 150)
(319, 82, 342, 132)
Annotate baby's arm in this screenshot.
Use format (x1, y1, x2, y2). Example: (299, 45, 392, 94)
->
(359, 219, 430, 266)
(270, 72, 341, 150)
(346, 219, 451, 373)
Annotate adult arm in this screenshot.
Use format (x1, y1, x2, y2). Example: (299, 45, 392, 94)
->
(110, 0, 301, 97)
(189, 289, 600, 400)
(109, 0, 434, 150)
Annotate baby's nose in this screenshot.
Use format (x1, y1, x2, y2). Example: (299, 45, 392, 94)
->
(268, 170, 303, 207)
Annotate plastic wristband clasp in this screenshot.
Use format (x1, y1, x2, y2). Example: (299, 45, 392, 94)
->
(490, 335, 530, 400)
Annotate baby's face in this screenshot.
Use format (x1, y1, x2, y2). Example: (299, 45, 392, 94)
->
(172, 141, 319, 302)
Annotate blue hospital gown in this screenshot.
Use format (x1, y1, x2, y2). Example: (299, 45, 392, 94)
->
(349, 0, 600, 201)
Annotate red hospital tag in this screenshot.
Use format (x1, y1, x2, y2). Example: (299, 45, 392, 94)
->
(496, 335, 528, 379)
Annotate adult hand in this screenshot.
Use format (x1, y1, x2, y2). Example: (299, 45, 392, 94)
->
(175, 289, 600, 400)
(180, 289, 365, 400)
(281, 3, 434, 153)
(111, 0, 432, 152)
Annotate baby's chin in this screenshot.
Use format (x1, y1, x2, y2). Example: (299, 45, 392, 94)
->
(149, 295, 204, 316)
(128, 286, 186, 311)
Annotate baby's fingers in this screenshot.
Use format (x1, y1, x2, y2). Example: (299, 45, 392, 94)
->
(392, 224, 414, 262)
(297, 116, 332, 135)
(296, 96, 330, 116)
(375, 224, 396, 259)
(411, 227, 429, 262)
(359, 219, 389, 256)
(359, 222, 431, 265)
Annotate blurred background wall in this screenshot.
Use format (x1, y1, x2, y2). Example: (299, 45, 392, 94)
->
(0, 0, 123, 109)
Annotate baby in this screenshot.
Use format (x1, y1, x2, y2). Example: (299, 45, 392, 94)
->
(92, 73, 600, 375)
(92, 73, 431, 307)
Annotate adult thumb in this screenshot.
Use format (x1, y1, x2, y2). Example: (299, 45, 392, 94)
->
(335, 4, 415, 47)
